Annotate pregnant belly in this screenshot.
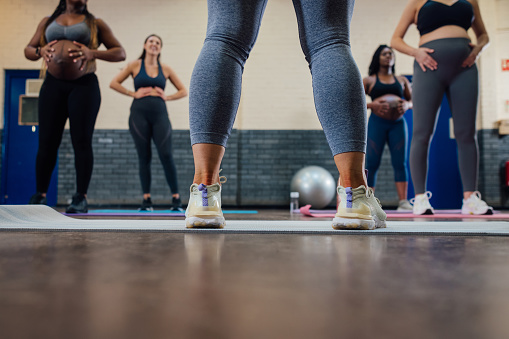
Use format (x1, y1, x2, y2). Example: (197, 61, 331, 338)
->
(46, 40, 87, 80)
(373, 94, 405, 121)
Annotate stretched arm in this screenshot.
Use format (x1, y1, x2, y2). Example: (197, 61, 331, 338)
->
(93, 18, 126, 62)
(398, 76, 413, 112)
(24, 17, 53, 61)
(462, 0, 490, 67)
(161, 64, 188, 101)
(110, 60, 155, 99)
(362, 76, 373, 96)
(69, 18, 126, 70)
(391, 0, 437, 72)
(401, 76, 412, 102)
(110, 61, 136, 97)
(70, 18, 126, 66)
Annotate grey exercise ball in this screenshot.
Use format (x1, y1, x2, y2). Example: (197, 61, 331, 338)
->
(290, 166, 336, 209)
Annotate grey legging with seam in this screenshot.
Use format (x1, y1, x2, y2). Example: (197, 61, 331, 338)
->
(189, 0, 367, 156)
(410, 37, 479, 194)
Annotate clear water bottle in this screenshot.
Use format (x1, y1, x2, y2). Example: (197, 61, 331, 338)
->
(290, 191, 299, 213)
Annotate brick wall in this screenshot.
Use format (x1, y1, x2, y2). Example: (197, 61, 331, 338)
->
(41, 128, 503, 208)
(57, 129, 339, 207)
(2, 127, 508, 208)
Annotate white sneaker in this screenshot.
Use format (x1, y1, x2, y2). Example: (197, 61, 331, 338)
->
(185, 176, 227, 228)
(461, 191, 493, 215)
(397, 199, 413, 211)
(332, 185, 387, 230)
(411, 192, 434, 215)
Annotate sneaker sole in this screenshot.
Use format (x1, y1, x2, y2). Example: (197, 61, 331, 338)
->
(414, 209, 434, 215)
(332, 217, 375, 230)
(66, 209, 88, 214)
(461, 208, 494, 215)
(375, 218, 387, 229)
(186, 216, 225, 229)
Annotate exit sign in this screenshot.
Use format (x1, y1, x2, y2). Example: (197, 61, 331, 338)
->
(503, 59, 509, 71)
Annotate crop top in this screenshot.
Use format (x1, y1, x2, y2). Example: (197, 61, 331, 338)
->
(417, 0, 474, 36)
(133, 59, 166, 91)
(369, 75, 404, 101)
(45, 20, 91, 46)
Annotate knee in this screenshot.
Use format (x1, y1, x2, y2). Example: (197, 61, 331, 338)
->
(394, 169, 408, 182)
(304, 32, 350, 61)
(37, 144, 58, 159)
(454, 129, 476, 146)
(412, 130, 433, 146)
(366, 150, 382, 170)
(137, 153, 152, 166)
(205, 35, 252, 65)
(393, 163, 408, 180)
(158, 150, 173, 164)
(365, 158, 381, 172)
(71, 130, 93, 146)
(72, 139, 93, 154)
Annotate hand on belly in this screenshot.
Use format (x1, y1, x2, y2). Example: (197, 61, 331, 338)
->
(46, 40, 87, 80)
(137, 87, 165, 99)
(373, 94, 406, 120)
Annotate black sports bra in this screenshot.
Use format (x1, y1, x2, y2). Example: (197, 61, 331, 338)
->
(133, 59, 166, 91)
(417, 0, 474, 36)
(369, 75, 404, 101)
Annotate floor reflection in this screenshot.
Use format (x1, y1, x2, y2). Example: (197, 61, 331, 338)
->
(0, 232, 508, 339)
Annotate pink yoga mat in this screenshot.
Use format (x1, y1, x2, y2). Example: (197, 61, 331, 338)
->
(298, 205, 509, 219)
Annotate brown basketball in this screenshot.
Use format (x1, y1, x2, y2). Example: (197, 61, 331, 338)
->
(46, 40, 86, 80)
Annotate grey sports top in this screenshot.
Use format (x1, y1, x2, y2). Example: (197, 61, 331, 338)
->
(45, 20, 91, 46)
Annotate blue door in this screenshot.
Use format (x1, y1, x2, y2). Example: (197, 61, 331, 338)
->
(1, 70, 58, 205)
(404, 76, 463, 209)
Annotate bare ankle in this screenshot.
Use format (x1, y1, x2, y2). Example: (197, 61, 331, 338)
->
(193, 175, 218, 185)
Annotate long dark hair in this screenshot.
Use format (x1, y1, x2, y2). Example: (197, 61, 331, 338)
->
(139, 34, 163, 61)
(368, 45, 395, 76)
(41, 0, 98, 49)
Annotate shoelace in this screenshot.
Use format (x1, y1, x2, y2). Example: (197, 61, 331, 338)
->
(197, 174, 228, 207)
(345, 187, 353, 208)
(410, 191, 432, 205)
(470, 191, 482, 201)
(198, 184, 208, 206)
(467, 191, 488, 207)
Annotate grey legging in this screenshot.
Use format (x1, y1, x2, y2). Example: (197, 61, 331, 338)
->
(189, 0, 367, 156)
(410, 38, 479, 194)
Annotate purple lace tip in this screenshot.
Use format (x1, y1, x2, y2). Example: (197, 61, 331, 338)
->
(198, 184, 208, 206)
(345, 187, 353, 209)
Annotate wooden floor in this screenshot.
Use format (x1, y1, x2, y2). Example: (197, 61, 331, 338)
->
(1, 208, 509, 339)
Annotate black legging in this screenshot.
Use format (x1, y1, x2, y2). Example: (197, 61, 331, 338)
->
(129, 96, 179, 195)
(36, 72, 101, 194)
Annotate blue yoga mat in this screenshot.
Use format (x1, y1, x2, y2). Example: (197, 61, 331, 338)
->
(64, 209, 259, 217)
(89, 209, 258, 214)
